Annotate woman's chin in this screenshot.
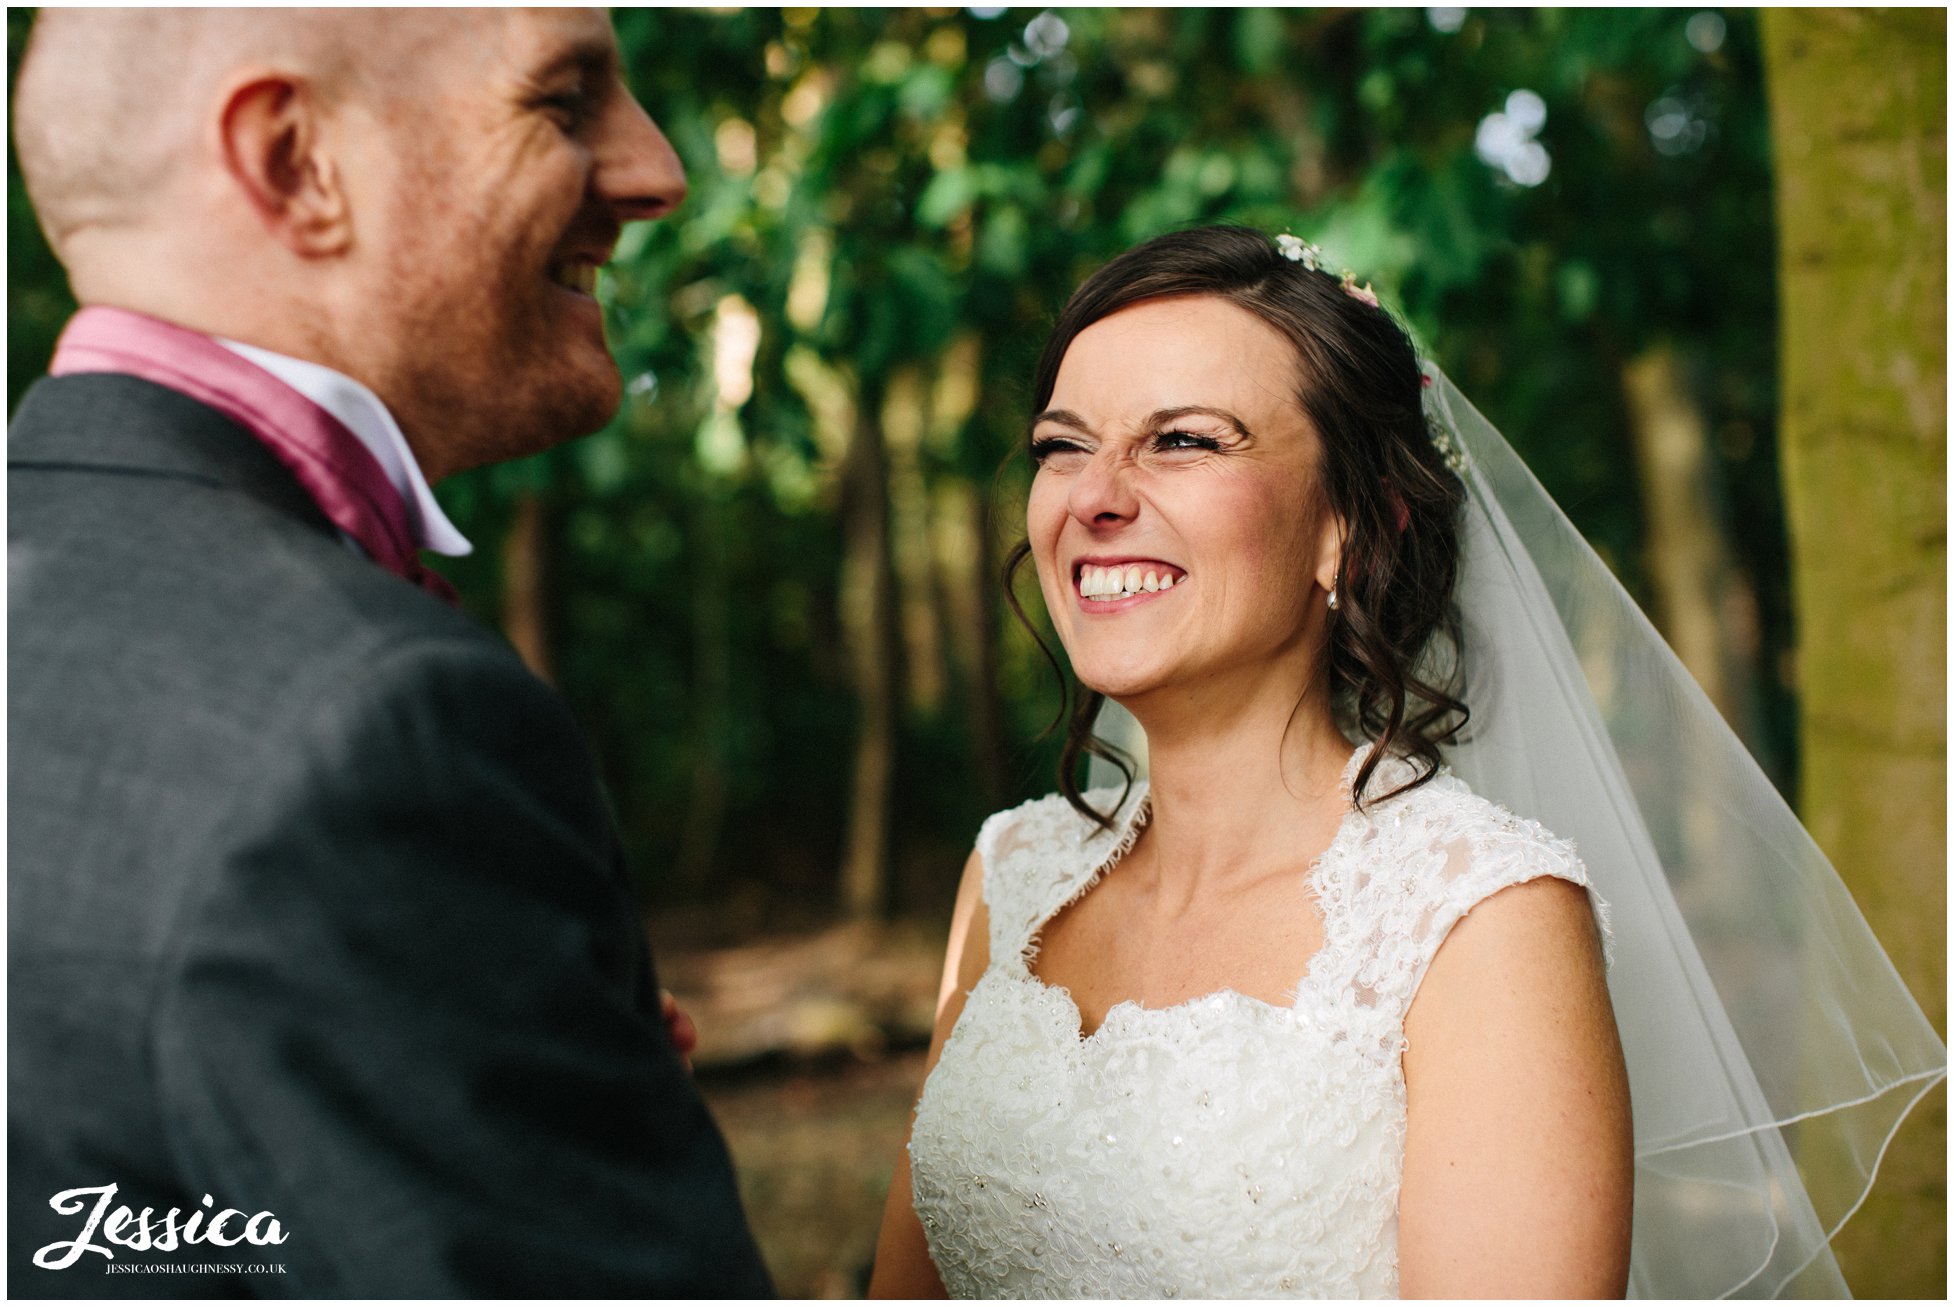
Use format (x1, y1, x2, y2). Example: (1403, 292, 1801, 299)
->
(1074, 662, 1172, 703)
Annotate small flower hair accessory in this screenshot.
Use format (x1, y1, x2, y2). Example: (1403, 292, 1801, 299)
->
(1340, 271, 1380, 309)
(1273, 232, 1325, 270)
(1418, 361, 1469, 477)
(1274, 231, 1379, 309)
(1424, 412, 1468, 477)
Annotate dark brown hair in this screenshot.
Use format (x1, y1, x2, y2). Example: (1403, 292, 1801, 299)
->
(1005, 224, 1469, 825)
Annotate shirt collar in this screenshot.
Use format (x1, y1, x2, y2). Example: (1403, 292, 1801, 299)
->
(213, 338, 472, 558)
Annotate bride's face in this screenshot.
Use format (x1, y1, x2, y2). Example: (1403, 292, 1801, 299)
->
(1027, 294, 1344, 701)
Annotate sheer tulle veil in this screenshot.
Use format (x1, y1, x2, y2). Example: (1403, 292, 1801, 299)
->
(1087, 363, 1945, 1298)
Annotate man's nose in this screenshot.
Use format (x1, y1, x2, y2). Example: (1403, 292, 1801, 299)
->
(1068, 451, 1140, 527)
(595, 81, 688, 222)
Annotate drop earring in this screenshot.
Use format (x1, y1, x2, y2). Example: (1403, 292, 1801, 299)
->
(1327, 585, 1340, 611)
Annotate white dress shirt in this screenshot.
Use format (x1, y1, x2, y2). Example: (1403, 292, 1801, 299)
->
(214, 338, 472, 558)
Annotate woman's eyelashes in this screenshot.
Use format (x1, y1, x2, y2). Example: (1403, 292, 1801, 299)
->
(1152, 429, 1223, 453)
(1029, 435, 1086, 465)
(1030, 429, 1224, 466)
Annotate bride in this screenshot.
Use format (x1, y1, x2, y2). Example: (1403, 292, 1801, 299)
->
(868, 225, 1943, 1299)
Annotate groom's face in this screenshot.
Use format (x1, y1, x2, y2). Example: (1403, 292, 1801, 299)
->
(354, 9, 684, 479)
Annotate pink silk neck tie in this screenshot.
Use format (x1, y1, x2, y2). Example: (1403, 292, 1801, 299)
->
(49, 307, 459, 606)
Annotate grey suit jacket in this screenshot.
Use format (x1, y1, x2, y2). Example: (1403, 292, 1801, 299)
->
(8, 373, 772, 1297)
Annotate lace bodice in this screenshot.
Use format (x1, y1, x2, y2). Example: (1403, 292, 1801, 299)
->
(908, 745, 1605, 1299)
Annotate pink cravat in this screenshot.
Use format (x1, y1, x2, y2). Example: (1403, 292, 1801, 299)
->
(49, 307, 458, 605)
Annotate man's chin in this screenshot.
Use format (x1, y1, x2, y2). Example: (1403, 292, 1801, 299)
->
(449, 374, 619, 475)
(571, 361, 625, 433)
(533, 341, 623, 431)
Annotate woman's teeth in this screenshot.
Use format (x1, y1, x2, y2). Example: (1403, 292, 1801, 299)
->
(1078, 563, 1181, 599)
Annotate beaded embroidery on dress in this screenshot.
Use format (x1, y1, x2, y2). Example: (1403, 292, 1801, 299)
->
(908, 743, 1608, 1299)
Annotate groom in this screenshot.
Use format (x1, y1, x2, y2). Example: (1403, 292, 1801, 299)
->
(9, 9, 771, 1296)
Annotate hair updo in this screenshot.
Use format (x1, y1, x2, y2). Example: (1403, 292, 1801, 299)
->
(1004, 224, 1470, 824)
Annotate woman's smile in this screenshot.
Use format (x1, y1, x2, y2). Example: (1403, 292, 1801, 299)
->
(1074, 556, 1189, 611)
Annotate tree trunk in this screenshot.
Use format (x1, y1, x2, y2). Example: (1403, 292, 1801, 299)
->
(930, 335, 1007, 813)
(502, 491, 555, 685)
(963, 481, 1007, 812)
(839, 381, 901, 921)
(1762, 9, 1946, 1296)
(883, 365, 947, 716)
(929, 476, 1008, 816)
(676, 490, 732, 897)
(1619, 344, 1763, 751)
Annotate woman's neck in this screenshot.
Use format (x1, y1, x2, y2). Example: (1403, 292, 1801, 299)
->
(1116, 669, 1355, 907)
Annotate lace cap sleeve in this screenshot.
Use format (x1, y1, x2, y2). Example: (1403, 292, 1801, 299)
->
(1340, 777, 1612, 1022)
(1411, 798, 1611, 1005)
(972, 785, 1143, 964)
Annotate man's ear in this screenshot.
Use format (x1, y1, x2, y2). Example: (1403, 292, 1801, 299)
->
(215, 72, 350, 257)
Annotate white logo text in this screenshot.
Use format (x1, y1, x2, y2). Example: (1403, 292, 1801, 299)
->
(34, 1185, 288, 1271)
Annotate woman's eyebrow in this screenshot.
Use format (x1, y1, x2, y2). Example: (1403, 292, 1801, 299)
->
(1029, 406, 1253, 439)
(1029, 408, 1092, 435)
(1146, 405, 1253, 439)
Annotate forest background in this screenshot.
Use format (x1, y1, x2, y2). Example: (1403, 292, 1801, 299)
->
(8, 6, 1943, 1297)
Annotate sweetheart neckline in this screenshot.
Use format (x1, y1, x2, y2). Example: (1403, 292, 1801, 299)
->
(1014, 747, 1373, 1042)
(1005, 966, 1314, 1045)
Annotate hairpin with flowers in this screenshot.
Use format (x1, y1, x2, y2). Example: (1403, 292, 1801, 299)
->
(1273, 232, 1380, 308)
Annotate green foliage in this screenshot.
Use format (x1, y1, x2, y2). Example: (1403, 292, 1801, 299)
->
(6, 8, 1795, 914)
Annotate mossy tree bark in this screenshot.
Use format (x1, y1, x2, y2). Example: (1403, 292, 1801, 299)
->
(1761, 9, 1946, 1296)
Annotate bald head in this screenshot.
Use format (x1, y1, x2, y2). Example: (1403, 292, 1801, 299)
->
(14, 10, 385, 253)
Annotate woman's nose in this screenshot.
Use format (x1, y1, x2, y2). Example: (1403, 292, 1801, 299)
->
(1067, 451, 1140, 527)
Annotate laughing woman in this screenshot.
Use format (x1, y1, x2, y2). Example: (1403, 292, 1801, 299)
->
(869, 222, 1944, 1300)
(868, 225, 1631, 1298)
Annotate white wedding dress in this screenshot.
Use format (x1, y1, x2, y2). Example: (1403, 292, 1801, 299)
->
(908, 743, 1606, 1299)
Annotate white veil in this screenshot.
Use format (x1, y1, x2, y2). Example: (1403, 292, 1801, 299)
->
(1089, 363, 1945, 1298)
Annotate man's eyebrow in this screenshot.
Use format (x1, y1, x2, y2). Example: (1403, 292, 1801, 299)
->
(530, 37, 620, 82)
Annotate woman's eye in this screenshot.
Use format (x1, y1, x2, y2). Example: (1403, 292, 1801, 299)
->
(1030, 436, 1089, 466)
(1153, 430, 1222, 453)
